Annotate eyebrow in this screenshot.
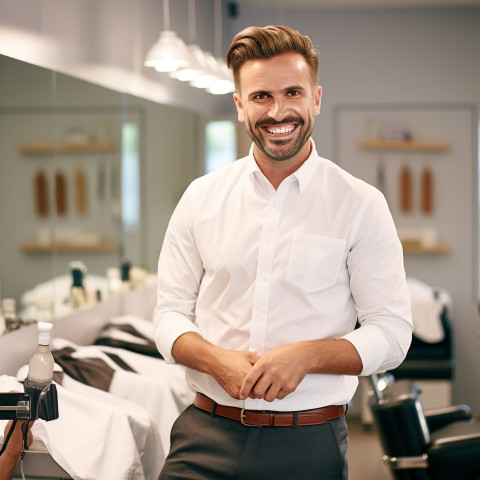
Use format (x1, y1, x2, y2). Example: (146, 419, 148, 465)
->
(248, 85, 306, 98)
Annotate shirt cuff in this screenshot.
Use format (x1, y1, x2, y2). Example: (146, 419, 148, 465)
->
(154, 312, 201, 364)
(342, 325, 392, 376)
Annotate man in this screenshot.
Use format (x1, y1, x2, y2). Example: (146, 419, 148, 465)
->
(0, 420, 33, 480)
(154, 25, 412, 479)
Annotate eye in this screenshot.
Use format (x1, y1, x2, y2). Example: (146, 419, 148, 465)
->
(286, 89, 302, 97)
(252, 92, 270, 101)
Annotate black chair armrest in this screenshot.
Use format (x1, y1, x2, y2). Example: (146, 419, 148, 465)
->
(425, 404, 472, 432)
(428, 420, 480, 480)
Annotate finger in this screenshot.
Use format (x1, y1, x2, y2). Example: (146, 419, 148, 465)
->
(264, 383, 282, 402)
(252, 374, 274, 399)
(239, 368, 262, 400)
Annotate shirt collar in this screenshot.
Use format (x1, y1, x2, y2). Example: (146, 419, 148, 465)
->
(246, 138, 318, 194)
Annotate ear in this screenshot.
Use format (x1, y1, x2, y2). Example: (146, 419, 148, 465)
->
(233, 93, 245, 123)
(313, 86, 322, 116)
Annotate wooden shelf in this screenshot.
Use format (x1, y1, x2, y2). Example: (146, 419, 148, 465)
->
(401, 242, 451, 254)
(17, 141, 115, 155)
(357, 139, 451, 152)
(20, 241, 119, 253)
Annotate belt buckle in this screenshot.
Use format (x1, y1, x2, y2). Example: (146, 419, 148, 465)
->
(240, 408, 262, 427)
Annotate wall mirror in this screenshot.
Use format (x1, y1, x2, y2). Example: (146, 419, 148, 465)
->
(0, 54, 205, 330)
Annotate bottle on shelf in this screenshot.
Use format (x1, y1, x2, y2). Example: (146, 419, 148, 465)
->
(0, 310, 5, 335)
(69, 260, 87, 309)
(24, 322, 54, 391)
(121, 260, 131, 293)
(1, 298, 19, 332)
(106, 267, 122, 298)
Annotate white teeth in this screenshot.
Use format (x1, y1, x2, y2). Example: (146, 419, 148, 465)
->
(266, 125, 295, 134)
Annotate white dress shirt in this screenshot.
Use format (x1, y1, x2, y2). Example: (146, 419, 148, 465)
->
(154, 140, 412, 412)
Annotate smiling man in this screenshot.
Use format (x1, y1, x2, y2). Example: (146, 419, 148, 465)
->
(154, 25, 412, 480)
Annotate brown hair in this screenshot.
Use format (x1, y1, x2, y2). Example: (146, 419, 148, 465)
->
(226, 25, 319, 93)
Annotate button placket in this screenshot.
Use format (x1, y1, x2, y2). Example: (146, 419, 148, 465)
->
(249, 186, 289, 356)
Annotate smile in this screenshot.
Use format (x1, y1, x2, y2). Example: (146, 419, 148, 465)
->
(262, 123, 298, 135)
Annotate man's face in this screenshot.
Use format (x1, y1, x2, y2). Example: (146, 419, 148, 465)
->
(233, 52, 321, 164)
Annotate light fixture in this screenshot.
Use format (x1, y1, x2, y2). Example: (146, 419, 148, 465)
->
(169, 43, 205, 81)
(209, 62, 235, 95)
(190, 51, 220, 89)
(144, 0, 189, 73)
(169, 0, 205, 82)
(206, 0, 235, 94)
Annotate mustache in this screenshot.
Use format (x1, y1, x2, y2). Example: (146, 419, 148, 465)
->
(255, 117, 304, 129)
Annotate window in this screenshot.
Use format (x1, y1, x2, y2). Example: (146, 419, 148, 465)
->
(205, 120, 236, 174)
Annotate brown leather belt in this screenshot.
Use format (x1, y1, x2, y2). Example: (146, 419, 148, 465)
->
(194, 393, 346, 427)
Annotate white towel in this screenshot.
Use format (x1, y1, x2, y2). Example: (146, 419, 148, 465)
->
(407, 277, 451, 343)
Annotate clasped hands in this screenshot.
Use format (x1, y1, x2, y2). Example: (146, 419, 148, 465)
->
(213, 343, 310, 403)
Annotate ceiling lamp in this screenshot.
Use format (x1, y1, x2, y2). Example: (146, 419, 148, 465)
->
(169, 0, 205, 82)
(190, 51, 220, 89)
(169, 43, 205, 81)
(209, 61, 235, 95)
(144, 0, 189, 73)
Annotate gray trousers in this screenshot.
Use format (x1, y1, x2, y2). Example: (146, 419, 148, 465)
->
(159, 404, 348, 480)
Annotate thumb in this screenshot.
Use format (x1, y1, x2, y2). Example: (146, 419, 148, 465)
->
(247, 351, 260, 364)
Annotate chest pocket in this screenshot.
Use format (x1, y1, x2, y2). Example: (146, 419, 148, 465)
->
(287, 233, 346, 292)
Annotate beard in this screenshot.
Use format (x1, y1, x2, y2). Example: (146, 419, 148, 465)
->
(244, 115, 314, 162)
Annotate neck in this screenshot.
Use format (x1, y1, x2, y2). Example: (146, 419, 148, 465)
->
(253, 139, 312, 189)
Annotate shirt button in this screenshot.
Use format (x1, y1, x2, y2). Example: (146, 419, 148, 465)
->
(266, 238, 272, 245)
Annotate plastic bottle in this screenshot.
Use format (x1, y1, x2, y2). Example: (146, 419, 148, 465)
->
(25, 322, 55, 391)
(70, 261, 87, 309)
(106, 267, 122, 298)
(0, 312, 5, 335)
(121, 260, 131, 293)
(2, 298, 18, 331)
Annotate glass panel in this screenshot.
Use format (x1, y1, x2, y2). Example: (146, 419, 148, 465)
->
(49, 71, 124, 315)
(205, 120, 236, 173)
(0, 56, 56, 332)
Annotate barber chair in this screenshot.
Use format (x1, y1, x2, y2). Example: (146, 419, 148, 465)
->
(368, 374, 480, 480)
(392, 301, 454, 382)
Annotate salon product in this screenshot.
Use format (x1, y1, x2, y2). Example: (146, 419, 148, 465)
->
(70, 261, 87, 309)
(121, 260, 131, 293)
(55, 170, 67, 215)
(24, 322, 54, 391)
(1, 298, 19, 331)
(74, 167, 87, 215)
(421, 166, 433, 214)
(34, 169, 49, 217)
(106, 267, 122, 298)
(399, 165, 412, 213)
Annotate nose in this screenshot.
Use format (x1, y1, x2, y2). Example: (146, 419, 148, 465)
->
(267, 97, 286, 120)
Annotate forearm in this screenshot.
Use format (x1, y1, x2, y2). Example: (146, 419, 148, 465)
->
(0, 451, 20, 480)
(171, 332, 221, 376)
(0, 420, 33, 480)
(301, 338, 363, 376)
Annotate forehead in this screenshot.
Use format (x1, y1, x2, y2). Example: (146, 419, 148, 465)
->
(238, 52, 312, 94)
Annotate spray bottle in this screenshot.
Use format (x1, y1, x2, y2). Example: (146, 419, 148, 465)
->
(24, 322, 54, 391)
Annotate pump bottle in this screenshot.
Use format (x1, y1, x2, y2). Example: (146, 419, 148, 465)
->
(70, 261, 87, 309)
(24, 322, 55, 391)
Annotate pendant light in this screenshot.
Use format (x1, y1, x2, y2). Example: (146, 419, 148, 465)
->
(207, 0, 235, 94)
(169, 0, 206, 82)
(190, 51, 220, 89)
(144, 0, 189, 73)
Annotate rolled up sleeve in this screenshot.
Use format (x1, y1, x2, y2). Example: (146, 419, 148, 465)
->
(343, 190, 413, 375)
